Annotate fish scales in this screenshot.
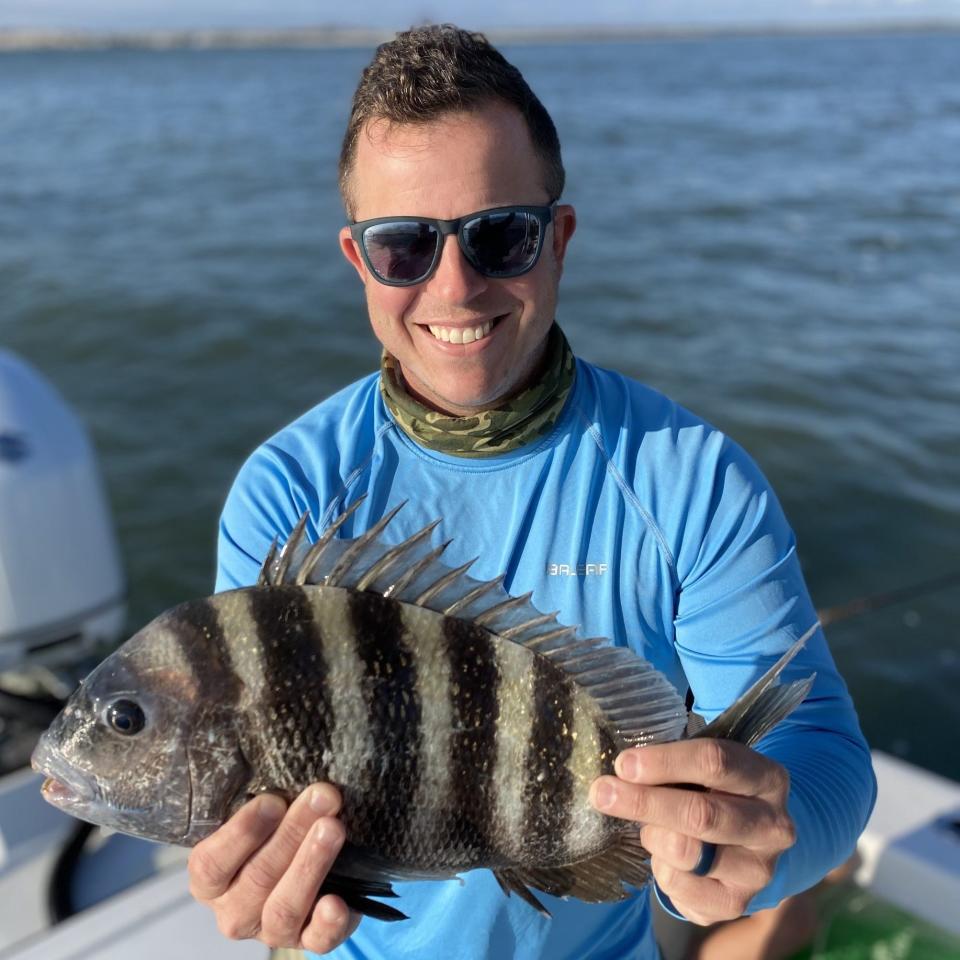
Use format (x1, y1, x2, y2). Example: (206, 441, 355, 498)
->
(178, 595, 254, 821)
(523, 656, 576, 857)
(489, 636, 537, 860)
(227, 583, 611, 871)
(346, 590, 423, 861)
(172, 597, 242, 710)
(248, 585, 333, 790)
(32, 502, 817, 921)
(405, 604, 456, 860)
(441, 614, 501, 867)
(306, 587, 375, 794)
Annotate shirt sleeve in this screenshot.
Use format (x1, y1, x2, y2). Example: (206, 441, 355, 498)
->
(667, 435, 876, 914)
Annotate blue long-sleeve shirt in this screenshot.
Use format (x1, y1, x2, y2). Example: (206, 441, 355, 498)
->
(215, 357, 876, 960)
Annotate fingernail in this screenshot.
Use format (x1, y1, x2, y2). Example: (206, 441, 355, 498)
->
(617, 751, 640, 781)
(319, 896, 344, 925)
(313, 817, 340, 846)
(309, 784, 336, 815)
(592, 779, 617, 811)
(258, 794, 286, 824)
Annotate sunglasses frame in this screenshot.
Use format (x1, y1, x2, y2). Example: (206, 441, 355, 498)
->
(349, 204, 555, 287)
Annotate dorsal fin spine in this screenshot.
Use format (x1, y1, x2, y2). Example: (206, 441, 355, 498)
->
(383, 541, 451, 598)
(497, 611, 560, 639)
(443, 575, 505, 616)
(414, 557, 478, 607)
(275, 512, 310, 583)
(473, 592, 536, 626)
(293, 498, 365, 585)
(325, 501, 407, 587)
(257, 536, 280, 586)
(524, 626, 579, 648)
(355, 519, 441, 592)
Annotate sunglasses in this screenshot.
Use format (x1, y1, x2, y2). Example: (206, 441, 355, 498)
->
(349, 204, 555, 287)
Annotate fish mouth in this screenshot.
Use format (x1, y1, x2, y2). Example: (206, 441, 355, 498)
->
(31, 744, 99, 813)
(41, 776, 94, 808)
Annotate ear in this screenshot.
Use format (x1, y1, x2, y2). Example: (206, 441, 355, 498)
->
(551, 204, 576, 270)
(339, 225, 368, 283)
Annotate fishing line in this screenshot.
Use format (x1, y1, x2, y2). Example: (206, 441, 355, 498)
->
(816, 572, 960, 627)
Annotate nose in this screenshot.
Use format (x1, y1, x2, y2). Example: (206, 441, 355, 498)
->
(425, 233, 488, 303)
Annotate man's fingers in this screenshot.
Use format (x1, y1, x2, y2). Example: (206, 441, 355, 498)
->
(259, 817, 347, 948)
(189, 781, 344, 949)
(189, 793, 287, 901)
(640, 823, 707, 872)
(233, 784, 342, 905)
(613, 739, 790, 800)
(652, 856, 756, 926)
(640, 825, 776, 890)
(301, 896, 361, 956)
(590, 777, 793, 850)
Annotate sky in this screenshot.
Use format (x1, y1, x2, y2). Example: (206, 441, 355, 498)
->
(3, 0, 960, 31)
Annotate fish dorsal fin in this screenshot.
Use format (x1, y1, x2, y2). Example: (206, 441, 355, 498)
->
(269, 502, 687, 746)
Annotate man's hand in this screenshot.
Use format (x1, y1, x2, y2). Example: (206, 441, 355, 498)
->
(188, 783, 360, 954)
(589, 739, 796, 926)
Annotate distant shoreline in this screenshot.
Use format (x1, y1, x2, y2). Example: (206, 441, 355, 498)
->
(1, 21, 959, 52)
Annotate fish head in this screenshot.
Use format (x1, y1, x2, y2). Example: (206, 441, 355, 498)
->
(31, 606, 249, 846)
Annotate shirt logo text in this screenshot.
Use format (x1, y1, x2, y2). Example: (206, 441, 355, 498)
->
(547, 563, 608, 577)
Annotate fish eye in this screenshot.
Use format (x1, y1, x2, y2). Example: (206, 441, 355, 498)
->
(105, 699, 146, 736)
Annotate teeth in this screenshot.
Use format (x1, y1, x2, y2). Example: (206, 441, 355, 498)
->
(427, 321, 494, 344)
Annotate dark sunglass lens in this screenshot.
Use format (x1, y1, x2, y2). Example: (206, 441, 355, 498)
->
(462, 210, 542, 277)
(363, 221, 439, 283)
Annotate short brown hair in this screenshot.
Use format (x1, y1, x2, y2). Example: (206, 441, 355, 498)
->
(339, 24, 565, 218)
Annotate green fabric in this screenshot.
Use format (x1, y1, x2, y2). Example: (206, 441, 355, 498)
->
(379, 325, 576, 458)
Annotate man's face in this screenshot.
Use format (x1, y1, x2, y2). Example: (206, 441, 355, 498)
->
(339, 102, 576, 416)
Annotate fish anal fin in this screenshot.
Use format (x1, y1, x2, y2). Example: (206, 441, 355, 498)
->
(494, 832, 651, 911)
(493, 870, 552, 917)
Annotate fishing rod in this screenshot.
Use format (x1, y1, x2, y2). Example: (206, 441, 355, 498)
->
(816, 571, 960, 628)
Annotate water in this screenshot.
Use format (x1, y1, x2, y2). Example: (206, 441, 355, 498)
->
(1, 33, 958, 780)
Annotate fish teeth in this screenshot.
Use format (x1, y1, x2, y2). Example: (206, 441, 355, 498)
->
(427, 321, 493, 344)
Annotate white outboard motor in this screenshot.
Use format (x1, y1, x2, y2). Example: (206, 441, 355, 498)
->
(0, 350, 126, 675)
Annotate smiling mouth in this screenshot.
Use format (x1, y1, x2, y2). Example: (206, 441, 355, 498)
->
(425, 315, 504, 345)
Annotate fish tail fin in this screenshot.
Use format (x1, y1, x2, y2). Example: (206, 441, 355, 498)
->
(693, 623, 818, 747)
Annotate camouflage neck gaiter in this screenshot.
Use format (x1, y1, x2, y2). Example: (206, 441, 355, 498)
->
(380, 324, 576, 458)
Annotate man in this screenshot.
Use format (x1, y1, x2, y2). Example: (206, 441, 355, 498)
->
(187, 25, 876, 960)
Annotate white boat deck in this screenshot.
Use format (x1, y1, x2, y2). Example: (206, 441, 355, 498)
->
(0, 765, 264, 958)
(855, 750, 960, 936)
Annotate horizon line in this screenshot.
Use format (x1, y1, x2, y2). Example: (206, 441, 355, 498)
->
(2, 20, 960, 52)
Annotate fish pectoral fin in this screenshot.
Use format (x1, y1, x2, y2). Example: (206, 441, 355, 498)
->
(495, 832, 652, 910)
(320, 872, 407, 922)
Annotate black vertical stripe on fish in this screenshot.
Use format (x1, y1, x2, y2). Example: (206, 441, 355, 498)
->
(595, 719, 620, 777)
(349, 590, 422, 858)
(523, 656, 576, 861)
(442, 615, 501, 864)
(249, 584, 332, 786)
(173, 597, 242, 710)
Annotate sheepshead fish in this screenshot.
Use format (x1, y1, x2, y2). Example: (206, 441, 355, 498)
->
(32, 500, 816, 920)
